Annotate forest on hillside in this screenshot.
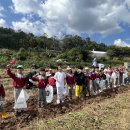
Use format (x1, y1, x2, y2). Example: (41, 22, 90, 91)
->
(0, 27, 130, 67)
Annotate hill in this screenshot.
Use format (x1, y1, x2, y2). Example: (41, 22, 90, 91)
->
(0, 27, 130, 67)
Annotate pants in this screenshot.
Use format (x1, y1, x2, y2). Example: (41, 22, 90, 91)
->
(106, 75, 111, 87)
(75, 85, 83, 97)
(123, 74, 128, 85)
(119, 74, 123, 85)
(92, 80, 98, 92)
(83, 81, 91, 97)
(68, 84, 74, 99)
(112, 78, 118, 87)
(52, 86, 57, 94)
(117, 74, 120, 85)
(56, 86, 64, 104)
(0, 96, 4, 112)
(100, 80, 106, 90)
(38, 88, 46, 105)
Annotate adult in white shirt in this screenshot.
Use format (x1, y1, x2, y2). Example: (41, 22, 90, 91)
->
(54, 66, 66, 104)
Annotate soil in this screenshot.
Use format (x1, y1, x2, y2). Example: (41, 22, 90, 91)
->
(0, 86, 130, 130)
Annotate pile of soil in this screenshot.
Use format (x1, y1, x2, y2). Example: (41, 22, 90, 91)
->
(1, 86, 130, 130)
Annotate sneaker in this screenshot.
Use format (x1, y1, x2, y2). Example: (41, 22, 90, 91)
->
(37, 103, 41, 108)
(2, 112, 7, 119)
(41, 102, 47, 108)
(98, 89, 102, 93)
(107, 86, 110, 88)
(114, 85, 116, 88)
(94, 91, 98, 95)
(57, 100, 60, 104)
(61, 100, 64, 103)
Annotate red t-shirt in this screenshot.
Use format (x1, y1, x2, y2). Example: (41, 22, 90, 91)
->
(48, 77, 56, 87)
(66, 75, 75, 85)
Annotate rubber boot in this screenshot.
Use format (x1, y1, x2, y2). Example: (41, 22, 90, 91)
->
(2, 112, 7, 119)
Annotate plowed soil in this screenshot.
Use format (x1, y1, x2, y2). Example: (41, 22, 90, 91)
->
(1, 86, 130, 130)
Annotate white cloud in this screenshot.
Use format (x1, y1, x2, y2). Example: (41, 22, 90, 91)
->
(114, 39, 130, 47)
(12, 0, 42, 14)
(0, 19, 6, 27)
(0, 5, 4, 17)
(12, 18, 45, 35)
(11, 0, 130, 37)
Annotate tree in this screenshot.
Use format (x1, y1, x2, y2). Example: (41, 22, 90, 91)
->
(17, 48, 27, 61)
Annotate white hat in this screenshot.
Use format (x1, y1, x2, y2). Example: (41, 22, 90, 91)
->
(17, 65, 24, 69)
(104, 69, 108, 72)
(46, 72, 52, 77)
(67, 66, 72, 70)
(84, 67, 89, 70)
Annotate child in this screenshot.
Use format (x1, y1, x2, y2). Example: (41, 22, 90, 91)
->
(74, 67, 86, 98)
(66, 66, 75, 100)
(32, 68, 48, 107)
(106, 66, 113, 88)
(99, 70, 107, 90)
(89, 67, 97, 95)
(48, 71, 56, 94)
(123, 67, 129, 85)
(7, 64, 27, 116)
(27, 65, 40, 89)
(0, 81, 7, 119)
(54, 65, 66, 104)
(111, 68, 118, 88)
(84, 67, 91, 97)
(119, 67, 123, 86)
(95, 67, 102, 93)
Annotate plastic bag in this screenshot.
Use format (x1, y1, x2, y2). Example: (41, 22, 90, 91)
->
(111, 72, 117, 79)
(45, 85, 53, 103)
(14, 89, 29, 109)
(0, 101, 5, 105)
(123, 73, 128, 79)
(63, 85, 69, 96)
(99, 80, 106, 89)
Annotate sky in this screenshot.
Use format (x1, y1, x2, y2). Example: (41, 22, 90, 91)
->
(0, 0, 130, 47)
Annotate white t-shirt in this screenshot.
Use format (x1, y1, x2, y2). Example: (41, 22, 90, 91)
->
(54, 71, 66, 87)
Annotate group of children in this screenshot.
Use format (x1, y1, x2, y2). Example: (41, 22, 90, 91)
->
(0, 64, 129, 118)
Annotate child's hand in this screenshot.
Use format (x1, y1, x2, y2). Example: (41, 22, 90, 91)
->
(23, 86, 27, 89)
(34, 82, 38, 86)
(6, 64, 12, 69)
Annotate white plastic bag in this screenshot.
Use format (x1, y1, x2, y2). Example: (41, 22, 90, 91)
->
(63, 85, 69, 96)
(99, 80, 106, 89)
(111, 72, 117, 79)
(0, 101, 5, 105)
(24, 89, 29, 101)
(123, 73, 128, 79)
(14, 89, 29, 109)
(45, 85, 53, 103)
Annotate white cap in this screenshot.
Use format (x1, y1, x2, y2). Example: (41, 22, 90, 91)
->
(46, 71, 52, 76)
(84, 67, 89, 70)
(104, 69, 108, 72)
(17, 65, 24, 69)
(67, 66, 72, 70)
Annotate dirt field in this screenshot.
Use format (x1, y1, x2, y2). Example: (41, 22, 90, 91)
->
(1, 69, 130, 130)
